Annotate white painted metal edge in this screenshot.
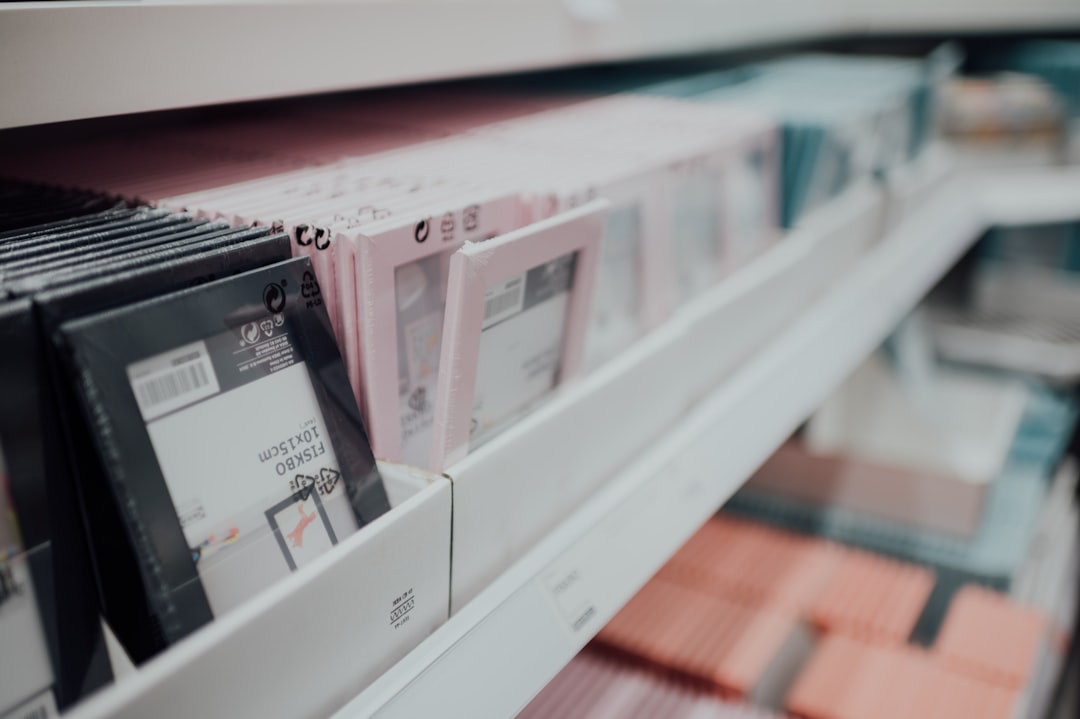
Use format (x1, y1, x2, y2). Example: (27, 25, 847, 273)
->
(972, 167, 1080, 228)
(5, 0, 1080, 129)
(0, 0, 852, 129)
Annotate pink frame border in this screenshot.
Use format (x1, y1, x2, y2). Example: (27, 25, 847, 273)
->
(349, 191, 523, 463)
(429, 200, 608, 472)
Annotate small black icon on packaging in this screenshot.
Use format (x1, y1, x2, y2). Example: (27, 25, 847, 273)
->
(408, 386, 428, 413)
(464, 205, 480, 231)
(300, 271, 321, 299)
(263, 283, 286, 313)
(241, 322, 260, 344)
(294, 224, 312, 247)
(414, 219, 430, 243)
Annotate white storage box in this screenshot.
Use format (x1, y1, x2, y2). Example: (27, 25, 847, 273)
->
(67, 463, 451, 719)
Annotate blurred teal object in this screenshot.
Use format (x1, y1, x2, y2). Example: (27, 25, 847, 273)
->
(1000, 41, 1080, 117)
(637, 48, 957, 228)
(492, 47, 958, 229)
(727, 382, 1076, 586)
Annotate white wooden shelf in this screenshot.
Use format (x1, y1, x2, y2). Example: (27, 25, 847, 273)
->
(3, 0, 1080, 129)
(58, 163, 1080, 719)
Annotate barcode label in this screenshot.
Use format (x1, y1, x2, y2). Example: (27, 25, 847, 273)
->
(482, 275, 525, 330)
(136, 362, 209, 408)
(127, 340, 221, 422)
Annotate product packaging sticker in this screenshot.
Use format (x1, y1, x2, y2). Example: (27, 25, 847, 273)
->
(0, 446, 57, 719)
(352, 190, 523, 467)
(430, 200, 607, 472)
(59, 256, 390, 644)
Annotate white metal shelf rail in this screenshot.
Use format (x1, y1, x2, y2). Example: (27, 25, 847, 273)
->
(3, 0, 1080, 129)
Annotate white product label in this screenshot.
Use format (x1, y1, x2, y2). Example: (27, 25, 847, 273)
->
(482, 276, 527, 331)
(541, 564, 597, 634)
(471, 254, 576, 447)
(143, 361, 347, 545)
(130, 324, 357, 616)
(389, 587, 416, 630)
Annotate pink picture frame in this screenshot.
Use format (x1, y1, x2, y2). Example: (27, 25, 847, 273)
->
(429, 200, 608, 472)
(347, 190, 524, 466)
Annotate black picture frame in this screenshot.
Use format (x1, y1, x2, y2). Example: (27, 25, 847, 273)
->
(57, 256, 389, 652)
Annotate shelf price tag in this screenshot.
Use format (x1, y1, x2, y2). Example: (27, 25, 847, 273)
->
(540, 563, 597, 635)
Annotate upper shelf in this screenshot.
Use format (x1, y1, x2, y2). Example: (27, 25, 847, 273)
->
(3, 0, 1080, 129)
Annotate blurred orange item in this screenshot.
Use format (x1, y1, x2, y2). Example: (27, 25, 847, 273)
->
(786, 634, 1018, 719)
(934, 585, 1047, 690)
(658, 515, 842, 613)
(807, 548, 935, 644)
(595, 577, 799, 699)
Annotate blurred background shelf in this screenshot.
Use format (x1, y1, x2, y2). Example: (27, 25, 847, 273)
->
(3, 0, 1080, 129)
(329, 175, 988, 719)
(6, 5, 1080, 715)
